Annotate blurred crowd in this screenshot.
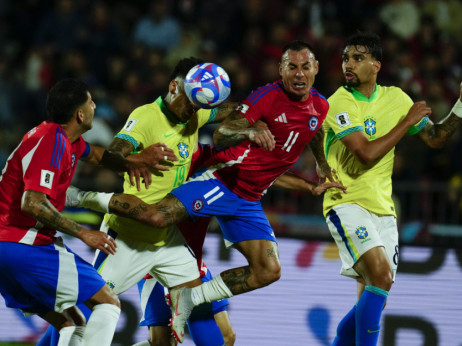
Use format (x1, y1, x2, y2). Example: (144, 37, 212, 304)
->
(0, 0, 462, 223)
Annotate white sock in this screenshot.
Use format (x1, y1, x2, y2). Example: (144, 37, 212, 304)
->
(81, 191, 114, 213)
(58, 326, 84, 346)
(83, 303, 121, 346)
(132, 341, 151, 346)
(191, 274, 233, 305)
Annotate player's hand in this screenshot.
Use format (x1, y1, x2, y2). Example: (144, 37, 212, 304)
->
(249, 125, 275, 151)
(405, 101, 432, 126)
(316, 163, 336, 184)
(311, 181, 347, 196)
(79, 228, 117, 255)
(127, 143, 178, 191)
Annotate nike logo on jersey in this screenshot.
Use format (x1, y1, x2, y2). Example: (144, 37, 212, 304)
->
(274, 113, 288, 123)
(163, 133, 175, 138)
(367, 329, 380, 333)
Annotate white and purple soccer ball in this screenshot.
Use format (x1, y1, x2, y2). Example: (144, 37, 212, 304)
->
(184, 63, 231, 109)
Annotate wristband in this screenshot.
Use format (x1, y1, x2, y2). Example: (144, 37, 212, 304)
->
(451, 99, 462, 118)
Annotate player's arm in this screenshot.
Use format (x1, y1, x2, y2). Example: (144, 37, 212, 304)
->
(213, 110, 275, 150)
(21, 190, 116, 254)
(307, 126, 335, 183)
(340, 101, 431, 165)
(415, 85, 462, 148)
(82, 139, 177, 190)
(210, 101, 239, 123)
(273, 171, 346, 196)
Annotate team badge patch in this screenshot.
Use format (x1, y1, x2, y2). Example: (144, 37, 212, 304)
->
(40, 170, 54, 189)
(335, 112, 351, 128)
(364, 117, 376, 137)
(123, 119, 138, 133)
(192, 199, 204, 212)
(177, 142, 189, 159)
(355, 226, 368, 240)
(236, 103, 249, 114)
(308, 116, 319, 131)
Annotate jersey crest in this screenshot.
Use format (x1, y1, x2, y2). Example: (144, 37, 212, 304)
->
(364, 117, 376, 138)
(308, 116, 319, 131)
(178, 142, 189, 159)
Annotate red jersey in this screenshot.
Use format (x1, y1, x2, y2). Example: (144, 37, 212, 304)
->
(209, 81, 328, 201)
(0, 121, 89, 245)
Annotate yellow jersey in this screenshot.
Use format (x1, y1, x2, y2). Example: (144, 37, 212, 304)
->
(323, 85, 428, 217)
(104, 97, 216, 245)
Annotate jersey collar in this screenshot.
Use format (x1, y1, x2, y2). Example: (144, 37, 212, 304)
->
(344, 84, 379, 102)
(155, 96, 188, 125)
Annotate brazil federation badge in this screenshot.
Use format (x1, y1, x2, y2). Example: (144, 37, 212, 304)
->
(177, 142, 189, 159)
(364, 116, 376, 138)
(355, 226, 368, 240)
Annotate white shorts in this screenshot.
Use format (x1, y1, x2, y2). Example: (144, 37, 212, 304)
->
(326, 204, 399, 279)
(93, 221, 200, 295)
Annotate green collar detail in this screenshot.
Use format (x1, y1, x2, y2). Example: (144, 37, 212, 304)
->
(156, 96, 188, 125)
(344, 84, 379, 102)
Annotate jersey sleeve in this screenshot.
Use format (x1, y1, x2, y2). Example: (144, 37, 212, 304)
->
(325, 94, 363, 139)
(78, 138, 91, 159)
(114, 107, 151, 151)
(23, 133, 65, 200)
(196, 108, 215, 128)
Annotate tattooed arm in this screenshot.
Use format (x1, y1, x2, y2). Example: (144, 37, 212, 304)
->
(416, 115, 462, 149)
(416, 86, 462, 148)
(211, 101, 239, 123)
(21, 190, 116, 254)
(307, 127, 334, 181)
(107, 193, 189, 229)
(82, 137, 177, 190)
(213, 111, 276, 150)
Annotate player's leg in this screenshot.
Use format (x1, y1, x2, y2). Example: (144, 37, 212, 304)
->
(213, 311, 235, 346)
(136, 276, 176, 346)
(82, 284, 121, 345)
(40, 307, 86, 346)
(187, 268, 233, 346)
(326, 205, 396, 346)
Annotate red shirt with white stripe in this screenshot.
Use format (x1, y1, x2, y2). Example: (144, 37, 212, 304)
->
(0, 121, 89, 245)
(208, 81, 328, 201)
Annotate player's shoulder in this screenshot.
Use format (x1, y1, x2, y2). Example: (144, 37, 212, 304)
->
(129, 101, 159, 119)
(245, 81, 283, 106)
(377, 85, 410, 100)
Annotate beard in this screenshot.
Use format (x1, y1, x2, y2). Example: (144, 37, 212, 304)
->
(345, 74, 361, 88)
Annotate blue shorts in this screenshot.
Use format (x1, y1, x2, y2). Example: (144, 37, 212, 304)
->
(0, 239, 106, 315)
(138, 269, 229, 327)
(171, 177, 276, 245)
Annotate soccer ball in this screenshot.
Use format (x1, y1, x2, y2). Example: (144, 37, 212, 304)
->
(184, 63, 231, 109)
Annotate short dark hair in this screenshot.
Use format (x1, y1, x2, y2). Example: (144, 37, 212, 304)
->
(46, 79, 90, 124)
(169, 57, 205, 81)
(281, 40, 315, 60)
(344, 32, 383, 61)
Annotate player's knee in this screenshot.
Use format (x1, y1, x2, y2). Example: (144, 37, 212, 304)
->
(255, 261, 281, 287)
(371, 268, 393, 291)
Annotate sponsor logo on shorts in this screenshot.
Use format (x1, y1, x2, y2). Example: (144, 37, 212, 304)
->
(192, 199, 204, 212)
(355, 226, 368, 240)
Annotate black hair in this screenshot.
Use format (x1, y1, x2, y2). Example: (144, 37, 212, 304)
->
(169, 57, 205, 81)
(344, 32, 383, 62)
(281, 40, 316, 60)
(46, 79, 90, 124)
